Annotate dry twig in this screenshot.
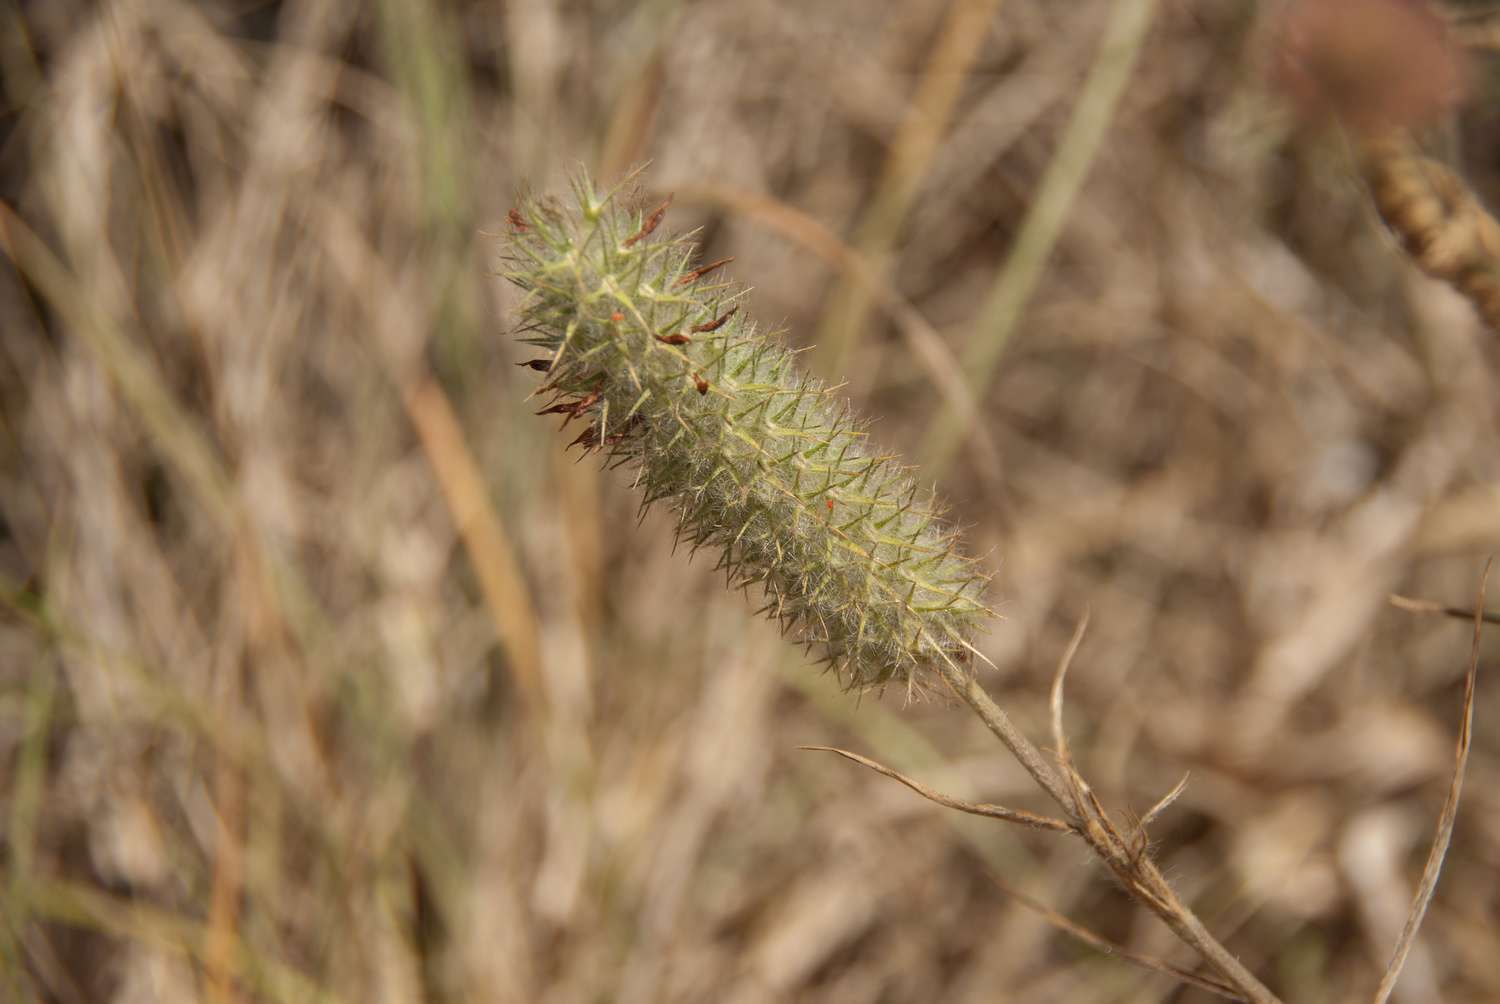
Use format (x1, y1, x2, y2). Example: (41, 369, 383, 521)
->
(818, 613, 1284, 1004)
(1388, 591, 1500, 626)
(1373, 558, 1490, 1003)
(799, 746, 1074, 833)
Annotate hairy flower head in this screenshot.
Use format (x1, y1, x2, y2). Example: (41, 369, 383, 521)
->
(503, 174, 991, 691)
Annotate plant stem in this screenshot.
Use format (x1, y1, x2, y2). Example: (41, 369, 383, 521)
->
(933, 659, 1072, 811)
(932, 658, 1281, 1004)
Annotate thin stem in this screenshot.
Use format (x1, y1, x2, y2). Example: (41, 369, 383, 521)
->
(1132, 859, 1280, 1004)
(1373, 559, 1490, 1003)
(932, 657, 1282, 1004)
(932, 658, 1074, 812)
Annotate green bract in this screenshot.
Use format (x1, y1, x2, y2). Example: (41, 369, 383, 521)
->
(504, 175, 990, 690)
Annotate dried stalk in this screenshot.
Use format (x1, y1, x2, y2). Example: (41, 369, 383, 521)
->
(930, 645, 1282, 1004)
(1373, 559, 1490, 1003)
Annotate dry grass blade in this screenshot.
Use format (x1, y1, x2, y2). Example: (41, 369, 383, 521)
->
(1372, 556, 1491, 1004)
(922, 0, 1160, 477)
(1388, 591, 1500, 626)
(814, 0, 1008, 377)
(1138, 771, 1190, 832)
(316, 196, 546, 720)
(402, 377, 547, 718)
(1048, 608, 1091, 781)
(800, 745, 1075, 833)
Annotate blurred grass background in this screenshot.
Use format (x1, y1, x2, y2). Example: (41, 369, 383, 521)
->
(2, 1, 1499, 1001)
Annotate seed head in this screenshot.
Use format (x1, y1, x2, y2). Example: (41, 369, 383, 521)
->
(503, 174, 992, 691)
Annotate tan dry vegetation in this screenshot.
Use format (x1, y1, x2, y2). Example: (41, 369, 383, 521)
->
(1, 1, 1498, 1001)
